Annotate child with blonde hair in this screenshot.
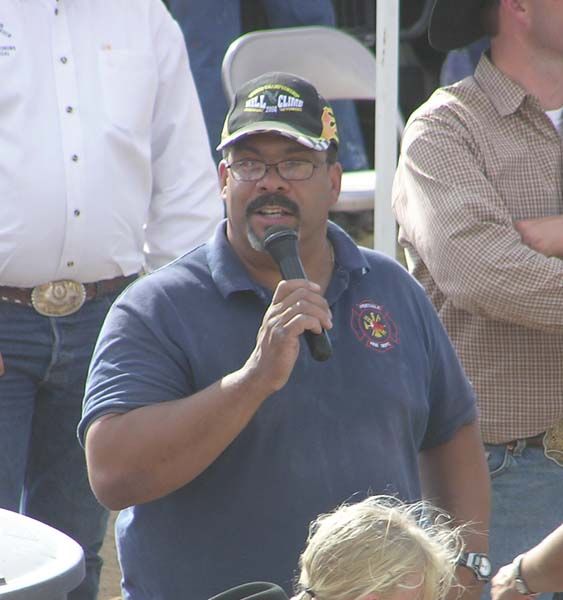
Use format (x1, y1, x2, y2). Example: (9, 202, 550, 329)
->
(296, 495, 465, 600)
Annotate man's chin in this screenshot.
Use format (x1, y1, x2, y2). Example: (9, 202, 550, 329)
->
(246, 215, 298, 252)
(246, 217, 299, 252)
(246, 223, 266, 252)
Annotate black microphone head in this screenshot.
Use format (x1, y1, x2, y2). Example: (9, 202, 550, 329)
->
(263, 226, 299, 263)
(263, 225, 297, 246)
(262, 225, 332, 361)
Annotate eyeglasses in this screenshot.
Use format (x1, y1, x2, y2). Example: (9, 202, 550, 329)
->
(226, 159, 324, 182)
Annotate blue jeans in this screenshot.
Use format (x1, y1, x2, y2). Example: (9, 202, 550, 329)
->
(0, 297, 117, 600)
(486, 441, 563, 600)
(168, 0, 369, 170)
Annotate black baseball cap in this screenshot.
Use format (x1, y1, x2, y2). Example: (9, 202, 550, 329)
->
(428, 0, 486, 52)
(217, 72, 339, 152)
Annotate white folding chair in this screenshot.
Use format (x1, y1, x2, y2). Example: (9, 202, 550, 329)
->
(221, 25, 405, 213)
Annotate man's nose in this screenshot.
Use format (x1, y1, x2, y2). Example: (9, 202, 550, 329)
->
(258, 164, 290, 190)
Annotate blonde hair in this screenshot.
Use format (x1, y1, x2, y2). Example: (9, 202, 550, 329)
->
(296, 495, 465, 600)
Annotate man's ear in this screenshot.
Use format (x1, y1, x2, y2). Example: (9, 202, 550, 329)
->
(502, 0, 530, 27)
(218, 160, 229, 200)
(327, 161, 343, 208)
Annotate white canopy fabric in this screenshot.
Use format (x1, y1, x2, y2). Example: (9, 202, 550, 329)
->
(374, 2, 400, 257)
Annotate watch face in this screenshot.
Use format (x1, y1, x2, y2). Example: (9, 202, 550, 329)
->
(460, 553, 492, 581)
(477, 556, 492, 578)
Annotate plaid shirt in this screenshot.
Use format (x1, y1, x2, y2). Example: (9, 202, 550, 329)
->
(393, 54, 563, 444)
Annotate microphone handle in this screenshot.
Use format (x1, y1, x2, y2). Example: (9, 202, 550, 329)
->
(276, 255, 333, 362)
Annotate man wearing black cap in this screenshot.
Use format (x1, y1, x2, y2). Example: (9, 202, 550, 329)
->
(80, 72, 489, 600)
(393, 0, 563, 592)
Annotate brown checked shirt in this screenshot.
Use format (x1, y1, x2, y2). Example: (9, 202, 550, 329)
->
(393, 54, 563, 444)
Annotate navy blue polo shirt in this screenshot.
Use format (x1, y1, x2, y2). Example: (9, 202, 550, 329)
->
(80, 221, 476, 600)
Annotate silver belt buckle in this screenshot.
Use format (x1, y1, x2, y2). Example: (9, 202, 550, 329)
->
(31, 280, 87, 317)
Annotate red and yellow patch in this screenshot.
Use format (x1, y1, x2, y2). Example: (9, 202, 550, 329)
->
(351, 300, 399, 352)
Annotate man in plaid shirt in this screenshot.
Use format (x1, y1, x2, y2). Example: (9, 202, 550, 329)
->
(393, 0, 563, 593)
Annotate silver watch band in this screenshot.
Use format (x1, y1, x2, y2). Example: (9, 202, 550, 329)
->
(512, 554, 537, 596)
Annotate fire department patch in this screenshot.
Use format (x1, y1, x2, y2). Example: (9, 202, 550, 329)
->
(351, 300, 399, 352)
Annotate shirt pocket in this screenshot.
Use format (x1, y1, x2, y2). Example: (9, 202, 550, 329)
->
(98, 49, 157, 135)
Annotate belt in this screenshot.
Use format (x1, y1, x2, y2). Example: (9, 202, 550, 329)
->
(504, 433, 545, 450)
(497, 426, 563, 467)
(0, 274, 138, 317)
(489, 433, 545, 451)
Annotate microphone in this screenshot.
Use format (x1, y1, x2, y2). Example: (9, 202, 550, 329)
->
(263, 225, 333, 362)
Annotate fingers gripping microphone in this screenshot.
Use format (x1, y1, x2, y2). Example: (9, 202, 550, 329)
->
(263, 225, 333, 362)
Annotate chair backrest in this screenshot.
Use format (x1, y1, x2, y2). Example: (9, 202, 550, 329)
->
(221, 25, 404, 134)
(223, 26, 376, 101)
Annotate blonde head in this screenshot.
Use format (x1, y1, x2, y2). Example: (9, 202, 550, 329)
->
(296, 495, 464, 600)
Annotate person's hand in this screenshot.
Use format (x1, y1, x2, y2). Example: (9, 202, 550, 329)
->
(242, 279, 332, 393)
(491, 563, 527, 600)
(514, 215, 563, 258)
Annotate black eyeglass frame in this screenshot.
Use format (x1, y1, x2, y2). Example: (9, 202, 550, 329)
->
(226, 159, 327, 182)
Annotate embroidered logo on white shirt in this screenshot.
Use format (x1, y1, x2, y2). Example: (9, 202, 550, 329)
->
(0, 23, 12, 38)
(0, 45, 16, 57)
(0, 23, 15, 56)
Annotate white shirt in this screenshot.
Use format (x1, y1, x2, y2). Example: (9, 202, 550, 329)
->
(0, 0, 223, 286)
(545, 106, 563, 136)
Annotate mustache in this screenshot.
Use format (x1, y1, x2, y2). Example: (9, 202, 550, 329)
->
(246, 193, 300, 218)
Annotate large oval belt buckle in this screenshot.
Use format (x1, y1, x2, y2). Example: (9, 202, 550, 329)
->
(31, 280, 87, 317)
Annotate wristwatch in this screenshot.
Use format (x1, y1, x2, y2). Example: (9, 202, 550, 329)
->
(457, 552, 492, 582)
(512, 554, 537, 596)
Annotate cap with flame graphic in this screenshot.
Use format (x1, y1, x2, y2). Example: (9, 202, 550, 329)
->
(218, 72, 339, 152)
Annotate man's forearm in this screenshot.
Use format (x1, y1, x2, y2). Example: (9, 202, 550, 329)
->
(85, 279, 333, 510)
(491, 524, 563, 600)
(419, 421, 490, 540)
(520, 524, 563, 592)
(85, 368, 272, 510)
(419, 420, 491, 600)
